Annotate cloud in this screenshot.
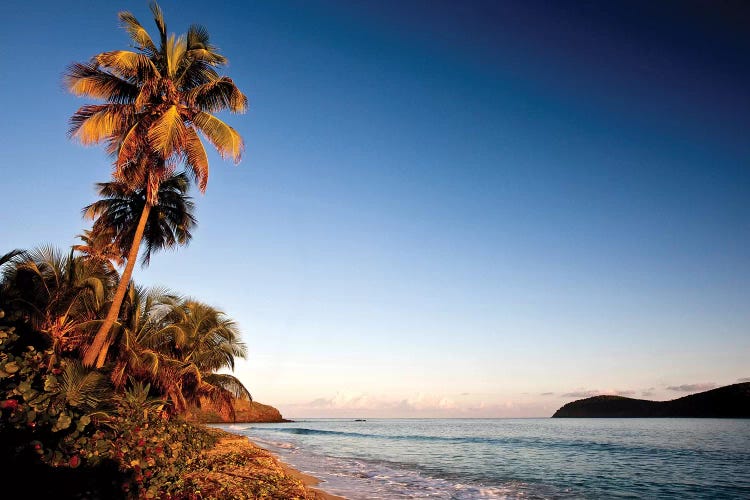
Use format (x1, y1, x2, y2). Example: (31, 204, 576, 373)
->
(561, 389, 636, 398)
(737, 377, 750, 383)
(298, 392, 460, 413)
(539, 392, 555, 396)
(666, 383, 716, 393)
(641, 387, 655, 397)
(614, 390, 636, 396)
(279, 391, 557, 417)
(561, 390, 601, 398)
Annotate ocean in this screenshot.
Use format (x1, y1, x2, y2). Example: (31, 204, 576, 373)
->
(218, 418, 750, 499)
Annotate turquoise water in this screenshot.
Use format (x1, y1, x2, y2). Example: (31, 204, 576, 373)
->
(219, 418, 750, 499)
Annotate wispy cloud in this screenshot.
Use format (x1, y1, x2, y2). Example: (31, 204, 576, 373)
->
(280, 391, 556, 418)
(666, 383, 716, 393)
(561, 389, 636, 398)
(301, 392, 459, 412)
(561, 390, 600, 398)
(539, 392, 555, 396)
(641, 387, 655, 398)
(737, 377, 750, 383)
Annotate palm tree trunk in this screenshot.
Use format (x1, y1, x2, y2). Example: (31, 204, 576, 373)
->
(83, 203, 152, 367)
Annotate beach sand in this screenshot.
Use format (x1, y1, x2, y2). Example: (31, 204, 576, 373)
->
(281, 462, 346, 500)
(190, 428, 345, 499)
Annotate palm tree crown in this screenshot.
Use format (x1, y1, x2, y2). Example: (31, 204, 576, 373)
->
(74, 228, 125, 269)
(65, 1, 247, 202)
(83, 172, 197, 267)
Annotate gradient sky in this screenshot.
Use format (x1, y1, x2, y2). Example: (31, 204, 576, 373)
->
(2, 1, 749, 417)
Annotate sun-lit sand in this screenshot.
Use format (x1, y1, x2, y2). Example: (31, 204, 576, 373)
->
(190, 428, 344, 499)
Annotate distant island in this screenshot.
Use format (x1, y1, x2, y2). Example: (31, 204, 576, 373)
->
(553, 382, 750, 418)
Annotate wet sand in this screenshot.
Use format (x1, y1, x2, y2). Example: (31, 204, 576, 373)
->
(193, 428, 345, 499)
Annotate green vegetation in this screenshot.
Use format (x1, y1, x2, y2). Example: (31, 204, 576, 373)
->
(0, 3, 275, 499)
(0, 248, 249, 497)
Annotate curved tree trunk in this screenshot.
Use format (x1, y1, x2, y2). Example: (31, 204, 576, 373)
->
(83, 203, 152, 367)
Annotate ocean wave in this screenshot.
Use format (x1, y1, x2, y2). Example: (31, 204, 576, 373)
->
(232, 419, 750, 499)
(249, 436, 297, 450)
(266, 448, 537, 499)
(259, 427, 743, 460)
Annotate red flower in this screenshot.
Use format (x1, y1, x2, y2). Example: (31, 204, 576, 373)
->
(137, 438, 146, 447)
(0, 399, 19, 410)
(69, 455, 81, 468)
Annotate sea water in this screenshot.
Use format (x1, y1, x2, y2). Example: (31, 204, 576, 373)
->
(218, 418, 750, 499)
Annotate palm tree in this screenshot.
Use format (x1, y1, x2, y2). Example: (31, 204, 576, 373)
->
(82, 173, 197, 367)
(65, 1, 247, 366)
(74, 228, 124, 269)
(167, 300, 246, 373)
(109, 290, 250, 418)
(165, 299, 250, 417)
(0, 247, 116, 355)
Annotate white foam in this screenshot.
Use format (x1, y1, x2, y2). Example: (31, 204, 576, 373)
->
(266, 446, 530, 499)
(249, 436, 298, 451)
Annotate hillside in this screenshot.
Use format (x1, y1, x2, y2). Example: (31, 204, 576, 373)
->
(187, 399, 291, 423)
(552, 382, 750, 418)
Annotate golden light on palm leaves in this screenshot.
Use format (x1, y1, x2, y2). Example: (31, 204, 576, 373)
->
(65, 1, 248, 367)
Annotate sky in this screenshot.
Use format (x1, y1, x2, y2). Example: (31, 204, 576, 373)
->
(1, 0, 749, 417)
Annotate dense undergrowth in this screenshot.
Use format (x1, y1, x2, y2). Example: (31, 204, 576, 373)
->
(0, 315, 222, 499)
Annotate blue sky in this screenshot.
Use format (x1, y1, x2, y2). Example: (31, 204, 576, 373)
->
(2, 1, 749, 417)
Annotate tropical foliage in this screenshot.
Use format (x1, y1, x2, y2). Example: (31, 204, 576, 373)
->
(81, 172, 197, 367)
(0, 246, 250, 498)
(83, 172, 197, 268)
(65, 1, 247, 367)
(0, 3, 260, 498)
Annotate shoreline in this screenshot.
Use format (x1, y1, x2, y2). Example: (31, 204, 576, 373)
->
(200, 427, 346, 500)
(279, 461, 347, 500)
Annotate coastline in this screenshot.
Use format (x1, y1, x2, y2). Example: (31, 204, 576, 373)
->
(198, 427, 345, 500)
(280, 461, 347, 500)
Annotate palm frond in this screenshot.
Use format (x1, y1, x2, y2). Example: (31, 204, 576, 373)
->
(149, 1, 168, 49)
(147, 105, 187, 158)
(165, 34, 187, 79)
(61, 361, 113, 414)
(118, 11, 158, 56)
(0, 249, 26, 269)
(94, 50, 160, 82)
(184, 127, 209, 191)
(177, 60, 219, 89)
(202, 373, 252, 401)
(186, 24, 210, 50)
(65, 63, 139, 103)
(186, 77, 247, 114)
(193, 112, 244, 163)
(115, 122, 145, 175)
(69, 104, 134, 145)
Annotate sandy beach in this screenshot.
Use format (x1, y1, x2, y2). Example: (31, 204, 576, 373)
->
(193, 428, 345, 500)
